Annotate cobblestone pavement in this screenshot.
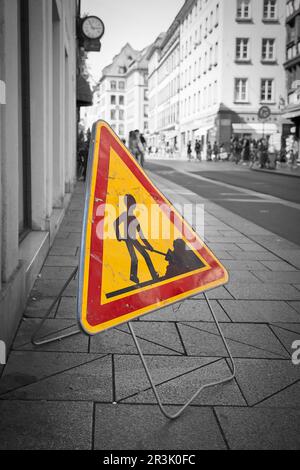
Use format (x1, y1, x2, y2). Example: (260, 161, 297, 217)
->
(0, 174, 300, 450)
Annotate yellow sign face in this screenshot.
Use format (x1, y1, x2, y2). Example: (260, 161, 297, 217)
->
(78, 121, 228, 335)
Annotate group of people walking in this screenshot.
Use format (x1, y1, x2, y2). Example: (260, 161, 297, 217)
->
(187, 140, 223, 162)
(230, 136, 298, 169)
(185, 135, 299, 169)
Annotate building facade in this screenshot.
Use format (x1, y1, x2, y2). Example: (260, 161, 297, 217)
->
(81, 43, 152, 141)
(0, 0, 77, 348)
(126, 47, 151, 137)
(283, 0, 300, 140)
(148, 0, 286, 158)
(148, 25, 181, 155)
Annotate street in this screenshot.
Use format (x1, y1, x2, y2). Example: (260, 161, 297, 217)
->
(145, 160, 300, 247)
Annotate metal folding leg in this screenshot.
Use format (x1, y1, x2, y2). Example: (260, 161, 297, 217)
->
(128, 292, 236, 420)
(31, 267, 81, 346)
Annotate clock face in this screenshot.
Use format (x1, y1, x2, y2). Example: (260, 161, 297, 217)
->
(82, 16, 104, 40)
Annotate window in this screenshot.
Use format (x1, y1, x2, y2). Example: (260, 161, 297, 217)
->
(19, 0, 32, 235)
(111, 95, 116, 105)
(144, 89, 148, 101)
(209, 47, 213, 69)
(144, 121, 149, 131)
(119, 124, 124, 135)
(215, 42, 219, 65)
(119, 95, 124, 105)
(263, 0, 277, 20)
(262, 38, 275, 61)
(234, 78, 248, 102)
(209, 11, 213, 31)
(118, 66, 127, 74)
(111, 109, 116, 120)
(236, 38, 250, 61)
(110, 81, 117, 90)
(261, 79, 274, 102)
(119, 109, 124, 120)
(144, 105, 149, 118)
(215, 4, 219, 26)
(119, 81, 125, 90)
(237, 0, 251, 19)
(205, 17, 208, 36)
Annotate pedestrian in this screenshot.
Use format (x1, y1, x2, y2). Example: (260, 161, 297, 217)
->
(195, 139, 202, 162)
(187, 141, 192, 162)
(135, 130, 145, 167)
(213, 141, 219, 161)
(233, 139, 241, 164)
(207, 141, 212, 161)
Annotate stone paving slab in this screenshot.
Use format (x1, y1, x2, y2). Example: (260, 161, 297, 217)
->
(48, 245, 78, 256)
(226, 283, 300, 300)
(0, 351, 105, 395)
(261, 260, 297, 271)
(114, 355, 216, 401)
(289, 301, 300, 313)
(254, 271, 300, 284)
(90, 327, 182, 356)
(40, 266, 77, 280)
(13, 319, 88, 353)
(120, 358, 245, 407)
(94, 404, 227, 450)
(23, 296, 57, 319)
(219, 300, 300, 323)
(191, 285, 234, 300)
(44, 255, 79, 267)
(221, 260, 269, 271)
(231, 358, 300, 406)
(215, 407, 300, 450)
(31, 279, 77, 297)
(0, 400, 93, 450)
(269, 324, 300, 352)
(56, 297, 77, 319)
(2, 355, 112, 402)
(139, 300, 231, 322)
(177, 322, 288, 359)
(117, 322, 185, 354)
(227, 251, 279, 261)
(255, 380, 300, 408)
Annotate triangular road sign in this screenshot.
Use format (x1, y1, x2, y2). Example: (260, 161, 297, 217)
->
(78, 121, 228, 335)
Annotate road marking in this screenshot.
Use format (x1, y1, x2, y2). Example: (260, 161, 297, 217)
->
(173, 169, 300, 211)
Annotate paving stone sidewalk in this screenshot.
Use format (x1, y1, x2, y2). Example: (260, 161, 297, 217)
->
(0, 178, 300, 450)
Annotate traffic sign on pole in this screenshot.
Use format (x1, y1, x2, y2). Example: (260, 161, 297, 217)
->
(258, 106, 271, 121)
(78, 121, 229, 335)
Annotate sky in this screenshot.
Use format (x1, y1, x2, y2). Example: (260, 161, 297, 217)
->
(81, 0, 185, 84)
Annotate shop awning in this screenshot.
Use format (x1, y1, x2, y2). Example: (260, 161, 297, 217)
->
(232, 123, 278, 134)
(282, 107, 300, 120)
(77, 75, 93, 107)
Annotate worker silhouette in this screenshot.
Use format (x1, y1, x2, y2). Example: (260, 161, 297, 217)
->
(114, 194, 159, 285)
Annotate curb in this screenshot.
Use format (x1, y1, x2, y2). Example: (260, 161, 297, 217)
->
(251, 167, 300, 179)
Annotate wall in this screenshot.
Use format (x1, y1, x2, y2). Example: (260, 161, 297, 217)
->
(0, 0, 77, 349)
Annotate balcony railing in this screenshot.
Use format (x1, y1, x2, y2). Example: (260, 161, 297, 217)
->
(287, 41, 300, 61)
(287, 0, 300, 21)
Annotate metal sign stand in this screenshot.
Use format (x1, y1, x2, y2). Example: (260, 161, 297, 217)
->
(128, 293, 235, 420)
(30, 272, 236, 420)
(30, 267, 81, 346)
